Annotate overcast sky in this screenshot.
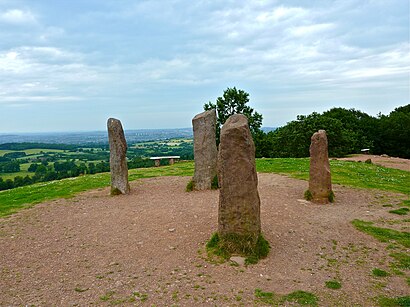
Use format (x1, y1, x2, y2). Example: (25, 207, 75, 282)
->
(0, 0, 409, 132)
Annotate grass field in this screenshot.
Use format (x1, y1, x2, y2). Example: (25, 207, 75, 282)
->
(257, 158, 410, 195)
(0, 148, 65, 156)
(131, 138, 193, 148)
(0, 150, 13, 156)
(0, 160, 106, 180)
(0, 162, 194, 217)
(0, 163, 32, 180)
(1, 159, 409, 218)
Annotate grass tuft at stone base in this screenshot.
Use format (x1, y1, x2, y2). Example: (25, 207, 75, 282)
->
(304, 190, 313, 201)
(185, 179, 195, 192)
(110, 187, 122, 195)
(328, 191, 335, 202)
(211, 175, 219, 190)
(304, 189, 335, 203)
(206, 232, 270, 264)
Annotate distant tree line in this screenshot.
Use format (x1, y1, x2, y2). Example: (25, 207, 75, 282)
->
(0, 157, 162, 191)
(0, 138, 193, 191)
(0, 142, 78, 151)
(254, 105, 410, 159)
(127, 142, 193, 160)
(0, 160, 20, 173)
(0, 160, 109, 191)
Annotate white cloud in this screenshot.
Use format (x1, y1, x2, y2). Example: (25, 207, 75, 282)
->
(0, 0, 408, 131)
(256, 6, 308, 24)
(0, 9, 36, 24)
(0, 45, 105, 106)
(1, 95, 83, 103)
(0, 51, 27, 73)
(18, 46, 83, 61)
(340, 43, 410, 80)
(288, 23, 335, 37)
(39, 27, 65, 42)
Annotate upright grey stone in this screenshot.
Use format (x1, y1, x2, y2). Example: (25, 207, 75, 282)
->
(218, 114, 261, 240)
(308, 130, 333, 203)
(107, 118, 130, 195)
(192, 109, 218, 190)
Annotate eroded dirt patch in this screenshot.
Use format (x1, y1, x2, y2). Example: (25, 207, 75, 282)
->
(1, 174, 408, 306)
(338, 154, 410, 172)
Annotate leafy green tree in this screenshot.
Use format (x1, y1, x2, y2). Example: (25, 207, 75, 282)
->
(269, 112, 354, 158)
(3, 151, 26, 159)
(88, 162, 96, 174)
(378, 105, 410, 158)
(13, 176, 25, 187)
(35, 164, 48, 176)
(78, 163, 88, 175)
(3, 179, 14, 190)
(44, 171, 57, 181)
(23, 175, 32, 185)
(28, 163, 39, 172)
(0, 177, 6, 191)
(0, 160, 20, 173)
(253, 129, 275, 158)
(204, 87, 263, 143)
(96, 161, 110, 173)
(322, 107, 377, 152)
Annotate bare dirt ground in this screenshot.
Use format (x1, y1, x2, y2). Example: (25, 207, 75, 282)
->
(1, 174, 409, 306)
(337, 154, 410, 172)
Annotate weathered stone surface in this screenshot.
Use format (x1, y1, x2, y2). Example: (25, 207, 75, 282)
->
(107, 118, 130, 195)
(192, 109, 218, 190)
(309, 130, 332, 203)
(218, 114, 261, 239)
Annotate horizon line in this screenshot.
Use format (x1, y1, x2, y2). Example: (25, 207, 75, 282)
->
(0, 126, 279, 135)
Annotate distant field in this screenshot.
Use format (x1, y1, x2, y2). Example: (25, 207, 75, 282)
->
(132, 138, 193, 148)
(0, 160, 104, 180)
(0, 150, 13, 156)
(0, 148, 65, 157)
(0, 163, 32, 180)
(24, 148, 65, 155)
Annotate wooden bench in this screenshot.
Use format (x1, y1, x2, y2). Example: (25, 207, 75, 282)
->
(150, 156, 180, 167)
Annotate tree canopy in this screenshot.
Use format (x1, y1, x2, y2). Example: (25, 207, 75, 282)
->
(204, 87, 263, 143)
(202, 88, 408, 159)
(255, 104, 410, 159)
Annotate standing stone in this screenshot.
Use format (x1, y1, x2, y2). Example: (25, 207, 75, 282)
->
(107, 118, 130, 195)
(192, 109, 218, 190)
(308, 130, 333, 203)
(218, 114, 261, 240)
